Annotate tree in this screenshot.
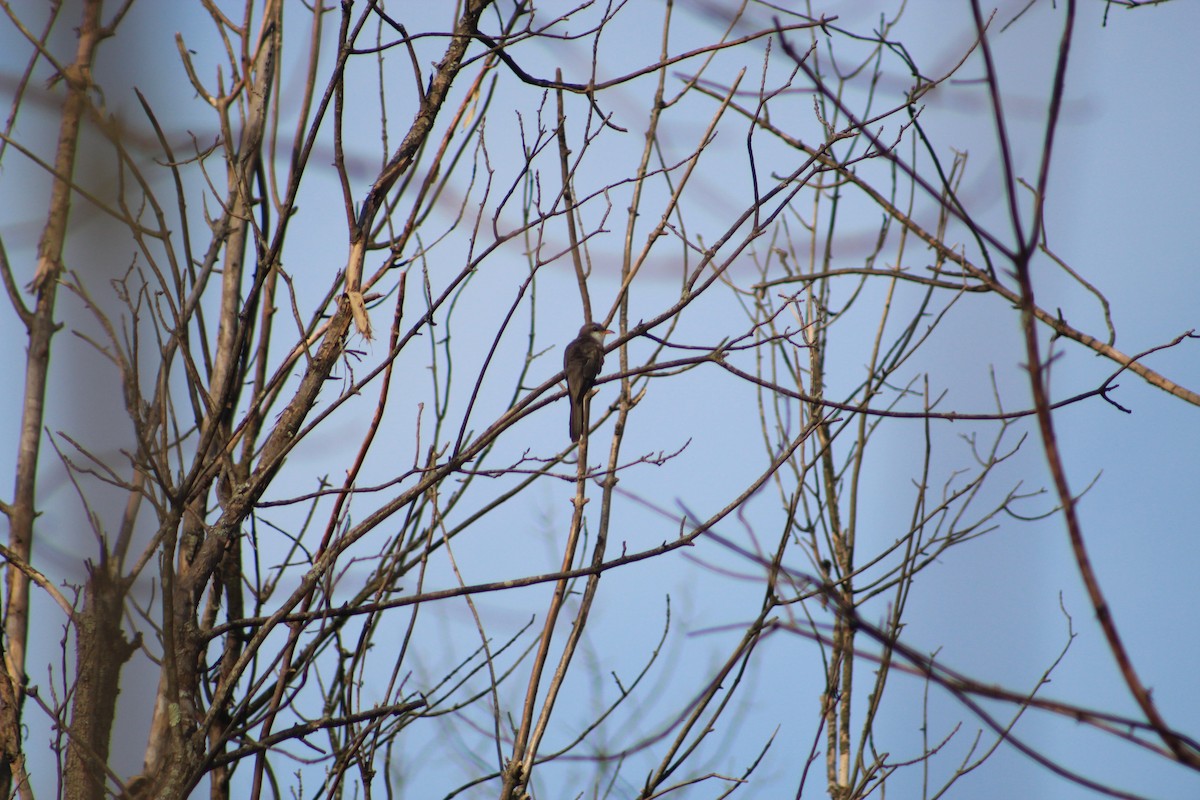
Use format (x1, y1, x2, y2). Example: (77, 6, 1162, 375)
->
(1, 1, 1197, 798)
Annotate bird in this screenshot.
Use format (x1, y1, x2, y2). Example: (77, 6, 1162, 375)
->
(563, 321, 611, 441)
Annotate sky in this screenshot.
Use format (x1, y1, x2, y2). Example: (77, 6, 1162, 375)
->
(0, 1, 1198, 798)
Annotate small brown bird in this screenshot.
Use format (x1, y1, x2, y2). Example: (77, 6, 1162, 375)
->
(563, 321, 611, 441)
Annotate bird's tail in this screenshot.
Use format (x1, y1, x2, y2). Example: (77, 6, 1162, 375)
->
(570, 400, 584, 441)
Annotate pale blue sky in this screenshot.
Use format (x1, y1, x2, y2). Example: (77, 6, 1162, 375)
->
(0, 2, 1196, 798)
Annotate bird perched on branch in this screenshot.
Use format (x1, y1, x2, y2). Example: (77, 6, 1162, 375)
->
(563, 321, 611, 441)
